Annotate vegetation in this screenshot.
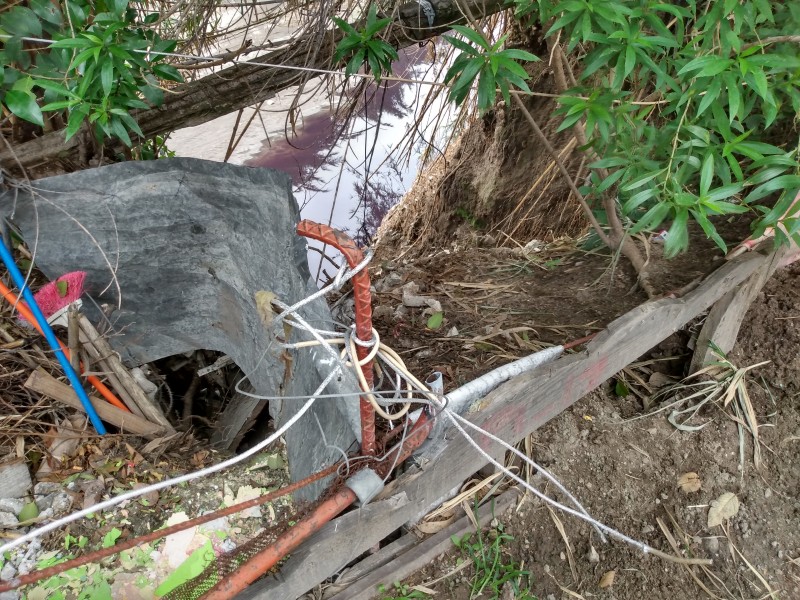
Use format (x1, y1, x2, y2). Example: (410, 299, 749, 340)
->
(377, 518, 536, 600)
(2, 0, 798, 269)
(1, 0, 181, 146)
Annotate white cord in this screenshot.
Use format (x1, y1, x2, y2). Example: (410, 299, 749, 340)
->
(0, 369, 335, 555)
(441, 408, 662, 555)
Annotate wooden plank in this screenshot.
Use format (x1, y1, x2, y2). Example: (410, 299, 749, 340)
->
(24, 368, 166, 438)
(237, 253, 765, 600)
(326, 489, 520, 600)
(236, 494, 418, 600)
(690, 248, 786, 372)
(0, 458, 32, 499)
(78, 316, 175, 432)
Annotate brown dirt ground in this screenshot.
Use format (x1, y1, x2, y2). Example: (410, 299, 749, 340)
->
(360, 235, 800, 600)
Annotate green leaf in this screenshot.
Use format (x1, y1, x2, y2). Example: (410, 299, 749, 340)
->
(451, 25, 490, 51)
(426, 312, 444, 330)
(18, 501, 39, 523)
(155, 540, 215, 597)
(623, 187, 656, 213)
(450, 57, 483, 96)
(691, 209, 727, 253)
(699, 153, 714, 196)
(746, 176, 800, 204)
(697, 78, 721, 117)
(4, 90, 44, 127)
(443, 35, 480, 56)
(500, 49, 539, 62)
(29, 0, 63, 26)
(476, 68, 496, 112)
(663, 208, 689, 257)
(331, 16, 358, 36)
(100, 60, 114, 97)
(597, 169, 625, 193)
(102, 528, 122, 548)
(614, 379, 629, 397)
(56, 281, 69, 298)
(705, 183, 744, 202)
(630, 201, 671, 234)
(622, 169, 664, 192)
(2, 7, 42, 37)
(64, 106, 89, 140)
(110, 116, 132, 146)
(364, 15, 390, 39)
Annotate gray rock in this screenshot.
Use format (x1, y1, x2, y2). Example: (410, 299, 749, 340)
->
(50, 492, 73, 515)
(33, 482, 62, 496)
(0, 498, 24, 516)
(0, 511, 18, 527)
(0, 562, 16, 581)
(704, 536, 719, 553)
(6, 159, 360, 501)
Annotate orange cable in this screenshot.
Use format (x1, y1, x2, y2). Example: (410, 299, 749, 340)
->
(0, 280, 130, 412)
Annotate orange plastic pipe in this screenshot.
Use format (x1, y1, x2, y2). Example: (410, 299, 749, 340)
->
(0, 280, 130, 412)
(202, 486, 357, 599)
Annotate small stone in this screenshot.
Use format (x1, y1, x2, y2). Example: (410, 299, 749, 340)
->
(1, 561, 16, 580)
(642, 524, 655, 534)
(560, 552, 566, 560)
(0, 511, 18, 527)
(50, 492, 73, 515)
(33, 482, 62, 495)
(647, 427, 658, 436)
(740, 521, 749, 533)
(771, 541, 779, 548)
(0, 498, 24, 516)
(587, 545, 600, 563)
(704, 537, 719, 553)
(764, 488, 772, 499)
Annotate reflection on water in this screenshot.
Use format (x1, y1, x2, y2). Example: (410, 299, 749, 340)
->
(246, 45, 450, 282)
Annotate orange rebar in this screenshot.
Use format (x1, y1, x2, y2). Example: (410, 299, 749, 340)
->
(297, 220, 377, 455)
(202, 486, 358, 599)
(0, 280, 130, 412)
(200, 412, 434, 599)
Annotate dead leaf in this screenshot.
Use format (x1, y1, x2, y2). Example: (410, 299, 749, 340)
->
(677, 472, 701, 493)
(707, 492, 740, 528)
(599, 569, 616, 588)
(254, 290, 278, 328)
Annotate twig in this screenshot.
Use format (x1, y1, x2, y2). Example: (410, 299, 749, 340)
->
(510, 93, 611, 247)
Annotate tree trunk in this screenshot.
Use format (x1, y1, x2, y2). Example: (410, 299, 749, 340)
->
(0, 0, 505, 170)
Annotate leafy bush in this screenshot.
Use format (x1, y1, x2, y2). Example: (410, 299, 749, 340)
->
(508, 0, 800, 256)
(0, 0, 181, 146)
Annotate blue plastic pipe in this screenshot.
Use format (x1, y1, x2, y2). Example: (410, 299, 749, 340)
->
(0, 242, 106, 435)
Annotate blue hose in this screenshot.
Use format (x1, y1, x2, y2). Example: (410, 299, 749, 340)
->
(0, 241, 106, 435)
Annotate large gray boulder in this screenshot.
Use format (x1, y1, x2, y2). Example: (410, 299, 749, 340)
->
(2, 158, 359, 500)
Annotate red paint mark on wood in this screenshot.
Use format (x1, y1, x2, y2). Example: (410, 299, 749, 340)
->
(478, 403, 527, 449)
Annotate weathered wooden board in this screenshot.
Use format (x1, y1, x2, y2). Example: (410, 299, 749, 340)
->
(237, 252, 766, 600)
(25, 369, 166, 438)
(690, 248, 785, 372)
(326, 489, 520, 600)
